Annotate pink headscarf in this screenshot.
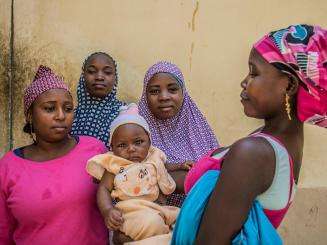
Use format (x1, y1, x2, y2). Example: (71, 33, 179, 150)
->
(254, 24, 327, 127)
(24, 65, 69, 117)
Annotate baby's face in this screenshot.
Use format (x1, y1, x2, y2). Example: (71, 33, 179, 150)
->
(111, 124, 151, 162)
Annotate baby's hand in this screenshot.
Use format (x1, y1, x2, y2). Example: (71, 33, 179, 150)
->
(105, 207, 124, 231)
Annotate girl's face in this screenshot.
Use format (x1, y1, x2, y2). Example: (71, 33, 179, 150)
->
(146, 73, 184, 120)
(111, 124, 151, 163)
(83, 54, 116, 98)
(30, 89, 74, 142)
(240, 48, 289, 120)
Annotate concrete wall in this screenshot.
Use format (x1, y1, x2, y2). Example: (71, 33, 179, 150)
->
(0, 0, 326, 243)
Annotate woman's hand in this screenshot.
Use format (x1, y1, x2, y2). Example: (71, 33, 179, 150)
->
(180, 161, 194, 171)
(105, 207, 124, 231)
(156, 191, 168, 205)
(166, 161, 195, 172)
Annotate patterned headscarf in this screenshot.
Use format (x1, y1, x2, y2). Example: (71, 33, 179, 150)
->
(71, 52, 125, 146)
(138, 61, 219, 163)
(254, 24, 327, 127)
(24, 65, 69, 117)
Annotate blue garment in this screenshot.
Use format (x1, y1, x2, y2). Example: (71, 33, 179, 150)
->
(71, 53, 124, 147)
(171, 170, 282, 245)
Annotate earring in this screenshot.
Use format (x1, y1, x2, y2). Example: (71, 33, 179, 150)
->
(285, 94, 292, 120)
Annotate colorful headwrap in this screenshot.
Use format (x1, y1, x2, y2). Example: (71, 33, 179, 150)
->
(71, 52, 125, 146)
(24, 65, 69, 117)
(254, 24, 327, 127)
(138, 61, 219, 163)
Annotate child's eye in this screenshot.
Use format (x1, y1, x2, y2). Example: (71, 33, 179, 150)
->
(119, 167, 124, 173)
(135, 139, 143, 145)
(117, 143, 126, 148)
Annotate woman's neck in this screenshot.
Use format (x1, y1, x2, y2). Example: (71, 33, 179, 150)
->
(262, 114, 304, 182)
(24, 136, 77, 162)
(262, 113, 303, 137)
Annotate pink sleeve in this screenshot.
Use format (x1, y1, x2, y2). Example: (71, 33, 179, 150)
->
(184, 153, 222, 194)
(0, 163, 15, 245)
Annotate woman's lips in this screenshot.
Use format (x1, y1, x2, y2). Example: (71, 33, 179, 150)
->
(159, 106, 173, 112)
(240, 91, 249, 100)
(51, 126, 67, 133)
(93, 83, 106, 89)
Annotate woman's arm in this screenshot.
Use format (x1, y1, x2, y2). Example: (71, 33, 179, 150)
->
(196, 137, 276, 244)
(169, 170, 188, 193)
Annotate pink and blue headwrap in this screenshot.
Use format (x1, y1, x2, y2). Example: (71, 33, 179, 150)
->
(254, 24, 327, 127)
(138, 61, 219, 163)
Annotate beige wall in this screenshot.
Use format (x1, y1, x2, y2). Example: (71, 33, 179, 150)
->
(0, 0, 326, 243)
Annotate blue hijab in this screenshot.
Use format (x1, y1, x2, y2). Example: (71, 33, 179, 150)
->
(71, 52, 124, 147)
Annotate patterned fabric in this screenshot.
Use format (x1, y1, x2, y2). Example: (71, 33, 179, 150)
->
(24, 65, 69, 117)
(254, 24, 327, 127)
(138, 61, 219, 207)
(139, 61, 219, 163)
(71, 52, 125, 147)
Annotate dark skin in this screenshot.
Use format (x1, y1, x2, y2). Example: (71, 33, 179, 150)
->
(195, 49, 303, 244)
(146, 72, 184, 120)
(105, 124, 191, 244)
(146, 71, 193, 192)
(97, 124, 151, 232)
(23, 89, 76, 161)
(113, 73, 193, 244)
(83, 53, 116, 98)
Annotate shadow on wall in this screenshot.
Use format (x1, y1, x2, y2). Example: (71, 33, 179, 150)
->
(0, 34, 10, 155)
(0, 37, 77, 152)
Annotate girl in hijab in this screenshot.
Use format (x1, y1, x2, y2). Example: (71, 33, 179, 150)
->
(71, 52, 125, 147)
(138, 61, 219, 207)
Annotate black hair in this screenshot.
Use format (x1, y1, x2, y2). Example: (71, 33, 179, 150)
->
(23, 122, 34, 134)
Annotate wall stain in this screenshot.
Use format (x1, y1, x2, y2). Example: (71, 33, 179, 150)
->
(305, 205, 318, 227)
(189, 42, 194, 71)
(191, 1, 199, 32)
(0, 34, 10, 154)
(7, 40, 76, 148)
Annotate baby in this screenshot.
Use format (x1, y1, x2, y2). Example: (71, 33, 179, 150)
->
(86, 104, 185, 242)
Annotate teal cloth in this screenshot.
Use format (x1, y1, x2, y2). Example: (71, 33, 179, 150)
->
(171, 170, 282, 245)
